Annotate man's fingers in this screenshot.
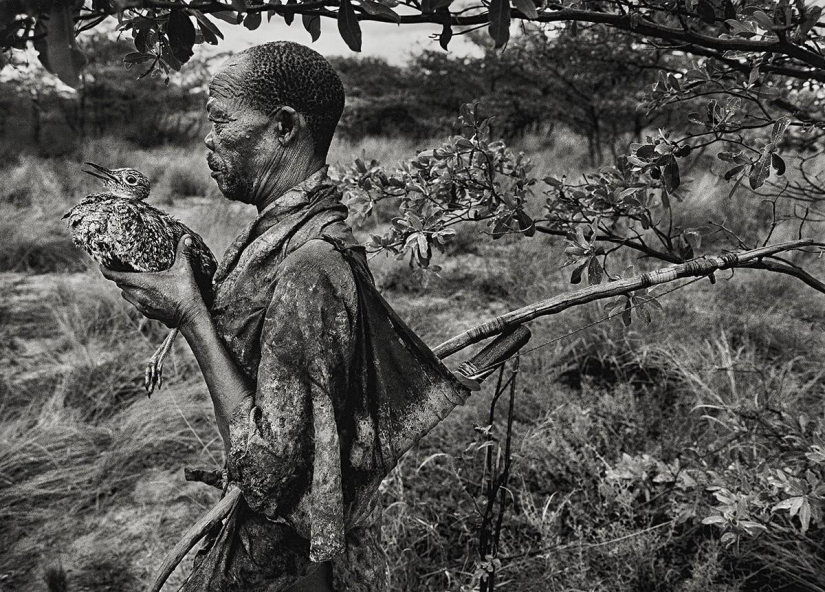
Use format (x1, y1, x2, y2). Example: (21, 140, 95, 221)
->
(101, 265, 135, 284)
(121, 290, 150, 315)
(121, 290, 140, 307)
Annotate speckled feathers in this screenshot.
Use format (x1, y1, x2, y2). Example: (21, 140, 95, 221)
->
(64, 194, 217, 304)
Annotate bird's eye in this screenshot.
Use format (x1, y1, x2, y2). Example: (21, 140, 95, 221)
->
(126, 176, 137, 185)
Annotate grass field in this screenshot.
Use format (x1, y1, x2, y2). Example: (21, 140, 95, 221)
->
(1, 135, 824, 592)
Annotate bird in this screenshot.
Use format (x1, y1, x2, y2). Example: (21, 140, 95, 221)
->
(64, 162, 217, 394)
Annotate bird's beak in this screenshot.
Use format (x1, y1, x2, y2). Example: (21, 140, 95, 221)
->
(82, 162, 117, 182)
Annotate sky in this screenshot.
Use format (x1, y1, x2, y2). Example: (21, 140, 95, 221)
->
(0, 13, 482, 91)
(204, 15, 481, 65)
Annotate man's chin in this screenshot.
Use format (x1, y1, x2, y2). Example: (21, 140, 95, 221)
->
(213, 175, 252, 204)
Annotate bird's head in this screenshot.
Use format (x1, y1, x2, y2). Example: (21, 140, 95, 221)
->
(83, 162, 151, 200)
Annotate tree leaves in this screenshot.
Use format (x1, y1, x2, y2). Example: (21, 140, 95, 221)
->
(167, 9, 196, 68)
(748, 117, 790, 190)
(422, 0, 453, 13)
(697, 0, 716, 24)
(338, 0, 362, 51)
(337, 102, 536, 268)
(771, 117, 791, 144)
(771, 153, 786, 176)
(192, 10, 224, 45)
(283, 0, 297, 26)
(749, 151, 772, 190)
(303, 14, 321, 42)
(512, 0, 538, 19)
(210, 11, 242, 24)
(799, 5, 822, 38)
(439, 21, 453, 50)
(661, 155, 680, 194)
(243, 11, 262, 30)
(488, 0, 511, 48)
(360, 0, 401, 23)
(604, 288, 663, 327)
(563, 225, 605, 286)
(752, 10, 775, 31)
(34, 4, 87, 89)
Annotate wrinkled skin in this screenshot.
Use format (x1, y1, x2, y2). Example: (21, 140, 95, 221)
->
(205, 61, 324, 211)
(204, 97, 267, 206)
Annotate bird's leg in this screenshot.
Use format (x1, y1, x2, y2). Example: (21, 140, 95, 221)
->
(145, 328, 178, 395)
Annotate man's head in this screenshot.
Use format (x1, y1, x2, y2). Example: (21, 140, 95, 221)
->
(205, 42, 345, 207)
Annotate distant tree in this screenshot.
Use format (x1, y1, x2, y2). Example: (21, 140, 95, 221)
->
(335, 25, 672, 156)
(331, 56, 433, 138)
(0, 32, 218, 151)
(77, 33, 215, 146)
(468, 27, 672, 159)
(403, 27, 678, 159)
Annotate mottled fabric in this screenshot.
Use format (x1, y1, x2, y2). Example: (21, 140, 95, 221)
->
(180, 170, 468, 591)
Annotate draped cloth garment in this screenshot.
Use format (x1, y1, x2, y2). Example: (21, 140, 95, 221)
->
(179, 170, 469, 591)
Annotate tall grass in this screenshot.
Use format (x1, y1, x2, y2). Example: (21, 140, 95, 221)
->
(2, 136, 825, 590)
(0, 270, 222, 590)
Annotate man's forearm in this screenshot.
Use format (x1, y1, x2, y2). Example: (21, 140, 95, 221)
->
(179, 305, 254, 453)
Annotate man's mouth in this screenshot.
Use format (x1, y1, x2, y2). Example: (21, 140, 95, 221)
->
(206, 153, 222, 173)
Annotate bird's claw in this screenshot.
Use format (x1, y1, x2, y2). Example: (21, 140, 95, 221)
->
(144, 354, 164, 396)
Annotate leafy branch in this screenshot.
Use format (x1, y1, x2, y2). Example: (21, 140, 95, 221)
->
(4, 0, 825, 87)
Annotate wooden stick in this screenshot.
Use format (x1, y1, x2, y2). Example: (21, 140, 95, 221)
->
(433, 239, 814, 359)
(149, 486, 241, 592)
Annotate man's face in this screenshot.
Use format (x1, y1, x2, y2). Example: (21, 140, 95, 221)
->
(204, 96, 270, 204)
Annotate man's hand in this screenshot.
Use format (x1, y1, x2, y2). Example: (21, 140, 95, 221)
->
(101, 235, 207, 328)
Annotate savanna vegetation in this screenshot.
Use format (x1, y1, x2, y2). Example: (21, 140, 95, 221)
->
(3, 0, 825, 591)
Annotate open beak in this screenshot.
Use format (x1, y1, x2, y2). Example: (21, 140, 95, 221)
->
(82, 162, 117, 182)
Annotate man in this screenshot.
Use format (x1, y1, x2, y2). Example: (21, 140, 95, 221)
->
(101, 42, 468, 591)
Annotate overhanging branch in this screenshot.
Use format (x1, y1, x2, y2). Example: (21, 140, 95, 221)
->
(85, 1, 825, 80)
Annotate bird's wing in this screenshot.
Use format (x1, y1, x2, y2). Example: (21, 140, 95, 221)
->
(133, 202, 218, 289)
(64, 196, 173, 272)
(108, 200, 177, 272)
(65, 195, 139, 270)
(65, 196, 217, 286)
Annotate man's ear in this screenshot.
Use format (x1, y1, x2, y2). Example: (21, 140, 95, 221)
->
(272, 107, 300, 146)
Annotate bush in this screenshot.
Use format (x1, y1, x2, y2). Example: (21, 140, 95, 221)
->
(164, 161, 212, 199)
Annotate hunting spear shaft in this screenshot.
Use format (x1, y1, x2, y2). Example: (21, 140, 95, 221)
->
(433, 238, 815, 359)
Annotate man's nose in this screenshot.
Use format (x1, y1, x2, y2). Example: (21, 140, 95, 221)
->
(204, 131, 215, 151)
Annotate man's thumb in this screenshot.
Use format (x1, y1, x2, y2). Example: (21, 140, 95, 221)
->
(176, 234, 194, 264)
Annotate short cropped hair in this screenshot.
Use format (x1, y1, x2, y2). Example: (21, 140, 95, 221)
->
(210, 41, 345, 157)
